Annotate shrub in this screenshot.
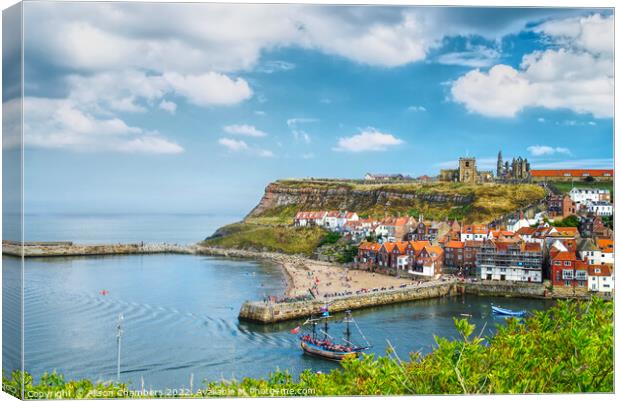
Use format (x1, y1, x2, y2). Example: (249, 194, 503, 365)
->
(6, 298, 612, 397)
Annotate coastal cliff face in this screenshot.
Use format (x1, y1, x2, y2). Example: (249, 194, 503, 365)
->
(246, 182, 473, 218)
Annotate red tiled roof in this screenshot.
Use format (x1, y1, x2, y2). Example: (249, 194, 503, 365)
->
(445, 241, 465, 249)
(588, 264, 612, 277)
(597, 239, 614, 252)
(531, 169, 613, 177)
(553, 227, 579, 237)
(516, 227, 536, 235)
(551, 251, 577, 262)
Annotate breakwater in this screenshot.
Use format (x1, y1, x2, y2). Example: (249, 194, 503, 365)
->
(239, 281, 458, 323)
(2, 241, 195, 257)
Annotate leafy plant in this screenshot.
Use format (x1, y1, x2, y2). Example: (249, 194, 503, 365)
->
(5, 298, 612, 398)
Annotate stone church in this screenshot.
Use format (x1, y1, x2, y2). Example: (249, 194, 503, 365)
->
(496, 150, 530, 181)
(439, 157, 493, 184)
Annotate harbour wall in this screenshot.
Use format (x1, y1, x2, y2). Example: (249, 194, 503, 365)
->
(239, 281, 458, 323)
(2, 241, 195, 258)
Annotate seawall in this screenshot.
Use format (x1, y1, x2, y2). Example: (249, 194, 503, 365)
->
(2, 241, 195, 258)
(239, 281, 458, 323)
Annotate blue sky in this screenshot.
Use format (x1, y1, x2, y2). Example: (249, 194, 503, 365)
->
(10, 4, 614, 214)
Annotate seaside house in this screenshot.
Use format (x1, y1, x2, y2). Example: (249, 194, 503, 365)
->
(477, 240, 543, 282)
(568, 187, 611, 206)
(577, 238, 603, 265)
(443, 241, 465, 270)
(588, 264, 614, 293)
(584, 201, 613, 216)
(547, 194, 576, 218)
(579, 214, 613, 239)
(294, 211, 328, 227)
(596, 239, 614, 266)
(408, 245, 444, 278)
(463, 240, 483, 274)
(550, 250, 589, 295)
(460, 225, 489, 241)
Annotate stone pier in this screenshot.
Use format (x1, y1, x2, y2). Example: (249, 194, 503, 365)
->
(239, 281, 458, 323)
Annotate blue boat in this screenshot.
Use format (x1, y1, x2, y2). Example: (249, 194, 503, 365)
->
(491, 305, 526, 317)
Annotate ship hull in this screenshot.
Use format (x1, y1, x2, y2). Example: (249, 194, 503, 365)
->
(300, 341, 360, 361)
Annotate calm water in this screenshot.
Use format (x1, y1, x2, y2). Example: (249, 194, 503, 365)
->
(16, 213, 241, 245)
(3, 214, 554, 391)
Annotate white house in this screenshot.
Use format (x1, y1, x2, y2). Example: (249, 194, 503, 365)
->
(585, 201, 613, 216)
(569, 188, 610, 206)
(294, 211, 328, 227)
(460, 225, 489, 241)
(597, 239, 614, 266)
(577, 239, 602, 265)
(396, 255, 409, 270)
(588, 265, 614, 293)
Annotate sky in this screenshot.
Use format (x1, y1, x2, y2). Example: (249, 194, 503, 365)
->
(5, 3, 614, 215)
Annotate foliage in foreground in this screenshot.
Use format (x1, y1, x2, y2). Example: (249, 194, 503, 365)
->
(3, 298, 613, 398)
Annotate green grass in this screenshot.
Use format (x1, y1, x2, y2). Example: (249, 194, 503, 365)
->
(202, 223, 326, 256)
(5, 298, 612, 397)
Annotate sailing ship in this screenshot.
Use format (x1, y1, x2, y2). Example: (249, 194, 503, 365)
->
(296, 308, 371, 361)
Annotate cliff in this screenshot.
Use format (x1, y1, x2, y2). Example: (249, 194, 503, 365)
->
(245, 179, 546, 224)
(203, 179, 546, 254)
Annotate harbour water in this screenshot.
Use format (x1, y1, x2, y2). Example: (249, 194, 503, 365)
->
(3, 214, 554, 391)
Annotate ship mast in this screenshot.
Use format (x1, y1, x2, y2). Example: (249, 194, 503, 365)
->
(344, 310, 352, 344)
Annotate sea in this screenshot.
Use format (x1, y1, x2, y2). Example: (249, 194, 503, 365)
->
(2, 213, 554, 391)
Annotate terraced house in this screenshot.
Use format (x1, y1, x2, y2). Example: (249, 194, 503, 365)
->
(477, 240, 544, 282)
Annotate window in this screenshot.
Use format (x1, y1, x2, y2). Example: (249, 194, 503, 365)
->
(565, 280, 571, 287)
(564, 261, 571, 266)
(562, 270, 573, 280)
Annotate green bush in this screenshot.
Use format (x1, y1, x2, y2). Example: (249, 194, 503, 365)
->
(4, 298, 612, 397)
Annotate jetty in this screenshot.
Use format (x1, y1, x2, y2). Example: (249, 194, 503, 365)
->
(239, 281, 458, 323)
(2, 241, 195, 258)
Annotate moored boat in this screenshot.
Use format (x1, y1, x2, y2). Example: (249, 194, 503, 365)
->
(491, 305, 526, 317)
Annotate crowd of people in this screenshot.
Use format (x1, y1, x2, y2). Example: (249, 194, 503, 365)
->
(300, 334, 354, 353)
(263, 294, 313, 304)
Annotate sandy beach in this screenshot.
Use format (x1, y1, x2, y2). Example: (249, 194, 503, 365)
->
(195, 246, 419, 300)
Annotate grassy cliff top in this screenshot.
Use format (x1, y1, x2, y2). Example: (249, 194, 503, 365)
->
(262, 180, 546, 224)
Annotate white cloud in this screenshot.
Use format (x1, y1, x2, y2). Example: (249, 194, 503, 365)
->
(257, 149, 274, 158)
(302, 153, 315, 159)
(164, 72, 252, 107)
(435, 44, 500, 68)
(218, 137, 274, 157)
(23, 97, 183, 154)
(223, 124, 268, 138)
(287, 118, 317, 143)
(407, 105, 427, 112)
(527, 145, 571, 156)
(533, 14, 613, 55)
(333, 128, 403, 152)
(254, 110, 266, 116)
(218, 137, 249, 152)
(537, 117, 545, 123)
(450, 13, 613, 119)
(256, 60, 296, 73)
(159, 99, 177, 114)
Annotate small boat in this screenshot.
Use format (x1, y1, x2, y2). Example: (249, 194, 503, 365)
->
(491, 305, 526, 317)
(297, 309, 371, 361)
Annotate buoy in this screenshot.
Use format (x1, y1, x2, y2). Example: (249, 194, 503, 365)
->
(100, 290, 109, 296)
